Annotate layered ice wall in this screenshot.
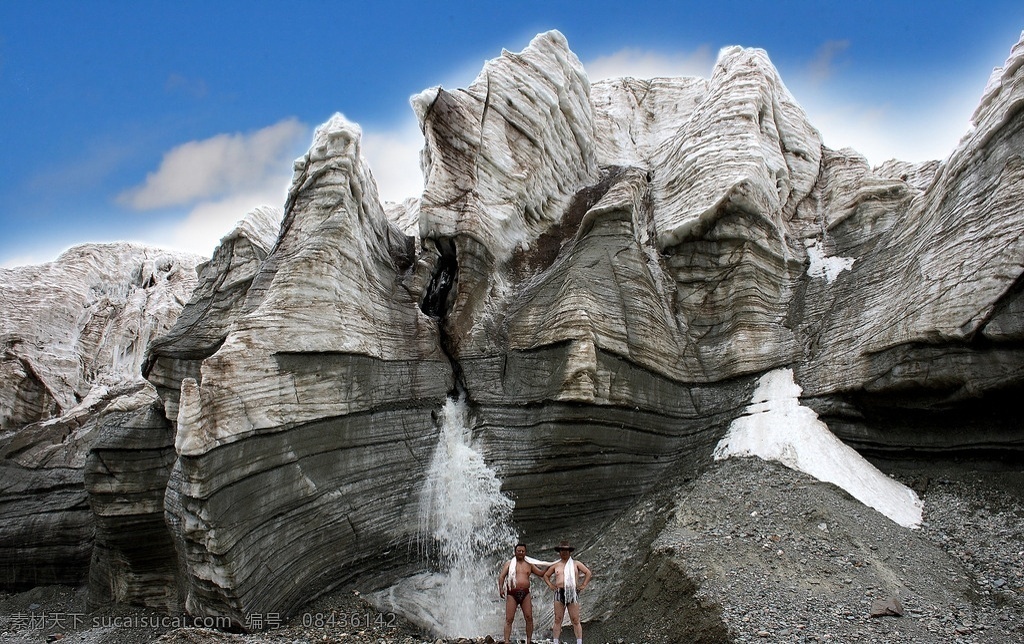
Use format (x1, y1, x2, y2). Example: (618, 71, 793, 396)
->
(415, 30, 601, 262)
(0, 243, 202, 590)
(0, 243, 202, 428)
(155, 29, 1024, 623)
(1, 28, 1022, 631)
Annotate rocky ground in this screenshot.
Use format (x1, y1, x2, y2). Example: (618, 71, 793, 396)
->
(584, 457, 1024, 643)
(0, 586, 431, 644)
(1, 457, 1021, 644)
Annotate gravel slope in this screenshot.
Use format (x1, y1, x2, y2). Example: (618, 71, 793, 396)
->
(585, 457, 1024, 643)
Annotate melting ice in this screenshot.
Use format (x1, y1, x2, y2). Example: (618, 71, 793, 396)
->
(714, 368, 923, 528)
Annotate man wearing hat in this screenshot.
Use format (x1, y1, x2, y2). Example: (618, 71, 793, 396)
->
(542, 540, 593, 644)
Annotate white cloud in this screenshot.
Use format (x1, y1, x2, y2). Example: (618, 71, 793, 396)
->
(117, 118, 308, 210)
(2, 122, 303, 267)
(584, 46, 715, 81)
(806, 40, 850, 84)
(131, 116, 426, 260)
(361, 119, 425, 203)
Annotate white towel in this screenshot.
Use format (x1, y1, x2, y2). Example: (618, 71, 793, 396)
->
(504, 557, 517, 591)
(562, 556, 579, 604)
(504, 555, 554, 590)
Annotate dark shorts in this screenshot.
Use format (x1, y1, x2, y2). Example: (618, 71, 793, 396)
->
(509, 588, 529, 605)
(554, 588, 577, 605)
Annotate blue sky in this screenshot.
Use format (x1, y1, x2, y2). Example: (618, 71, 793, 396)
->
(2, 1, 1022, 267)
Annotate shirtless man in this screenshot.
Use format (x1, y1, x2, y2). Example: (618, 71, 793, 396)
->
(542, 540, 592, 644)
(497, 543, 546, 644)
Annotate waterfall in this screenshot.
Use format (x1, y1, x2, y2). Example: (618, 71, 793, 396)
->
(373, 396, 517, 638)
(420, 396, 515, 557)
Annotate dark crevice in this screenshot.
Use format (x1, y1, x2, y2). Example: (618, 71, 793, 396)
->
(419, 238, 464, 397)
(807, 382, 1024, 458)
(420, 239, 457, 320)
(142, 336, 227, 378)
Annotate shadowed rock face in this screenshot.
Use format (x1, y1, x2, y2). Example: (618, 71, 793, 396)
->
(84, 395, 181, 613)
(1, 28, 1022, 629)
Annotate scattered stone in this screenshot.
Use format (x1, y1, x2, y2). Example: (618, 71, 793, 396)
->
(869, 597, 904, 618)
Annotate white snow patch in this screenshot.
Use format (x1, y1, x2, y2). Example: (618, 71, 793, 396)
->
(714, 368, 923, 528)
(806, 239, 855, 283)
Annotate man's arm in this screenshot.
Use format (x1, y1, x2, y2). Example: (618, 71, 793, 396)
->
(498, 561, 510, 597)
(530, 563, 547, 578)
(577, 562, 593, 591)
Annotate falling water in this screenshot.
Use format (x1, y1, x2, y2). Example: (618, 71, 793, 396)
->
(373, 396, 516, 637)
(419, 396, 516, 636)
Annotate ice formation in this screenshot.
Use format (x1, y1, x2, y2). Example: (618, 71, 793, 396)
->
(714, 368, 923, 528)
(805, 238, 856, 283)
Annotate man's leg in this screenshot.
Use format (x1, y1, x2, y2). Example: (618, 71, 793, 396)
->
(504, 594, 517, 643)
(552, 600, 565, 642)
(522, 593, 534, 643)
(567, 601, 583, 641)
